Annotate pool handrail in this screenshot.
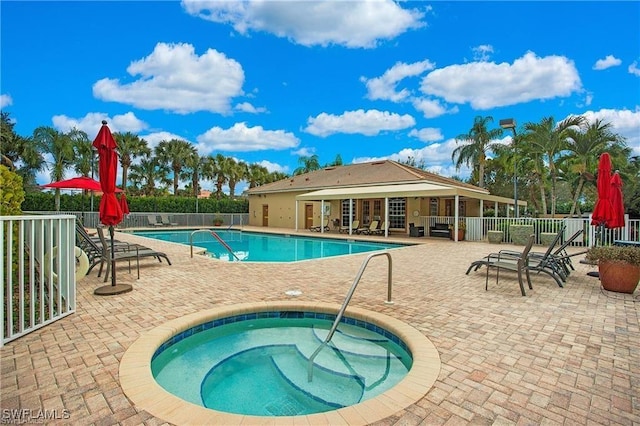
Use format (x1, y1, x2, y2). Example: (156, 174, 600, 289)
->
(189, 229, 240, 261)
(307, 251, 393, 381)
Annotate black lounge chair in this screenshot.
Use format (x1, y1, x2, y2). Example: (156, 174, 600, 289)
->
(479, 234, 536, 296)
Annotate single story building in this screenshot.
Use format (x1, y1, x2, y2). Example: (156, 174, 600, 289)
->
(246, 160, 524, 240)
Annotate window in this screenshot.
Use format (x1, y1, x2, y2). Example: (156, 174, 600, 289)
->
(362, 200, 370, 224)
(388, 198, 406, 229)
(430, 198, 438, 216)
(341, 199, 356, 226)
(373, 200, 382, 221)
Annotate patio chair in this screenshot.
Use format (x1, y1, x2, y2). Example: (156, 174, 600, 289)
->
(147, 215, 163, 227)
(310, 218, 329, 232)
(372, 221, 386, 235)
(339, 220, 359, 234)
(483, 234, 536, 296)
(96, 226, 172, 282)
(358, 220, 379, 235)
(160, 214, 178, 226)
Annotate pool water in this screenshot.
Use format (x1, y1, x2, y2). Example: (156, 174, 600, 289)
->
(133, 229, 406, 262)
(151, 314, 412, 416)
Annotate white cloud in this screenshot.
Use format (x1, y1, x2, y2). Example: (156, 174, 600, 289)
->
(140, 131, 190, 150)
(1, 94, 13, 108)
(411, 97, 458, 119)
(420, 51, 582, 110)
(292, 147, 315, 157)
(408, 127, 444, 143)
(196, 122, 300, 154)
(352, 138, 471, 178)
(580, 107, 640, 156)
(181, 0, 426, 48)
(593, 55, 621, 70)
(472, 44, 494, 62)
(361, 59, 435, 102)
(257, 159, 288, 174)
(304, 109, 415, 137)
(235, 102, 267, 113)
(629, 61, 640, 77)
(93, 42, 245, 114)
(51, 112, 148, 136)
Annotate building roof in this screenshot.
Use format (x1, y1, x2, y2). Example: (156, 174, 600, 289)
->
(247, 160, 488, 195)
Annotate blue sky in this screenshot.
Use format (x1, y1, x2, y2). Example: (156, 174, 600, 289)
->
(2, 1, 639, 194)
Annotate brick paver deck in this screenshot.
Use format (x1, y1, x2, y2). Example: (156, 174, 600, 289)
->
(1, 227, 638, 425)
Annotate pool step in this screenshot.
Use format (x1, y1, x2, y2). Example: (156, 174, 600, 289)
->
(271, 346, 364, 408)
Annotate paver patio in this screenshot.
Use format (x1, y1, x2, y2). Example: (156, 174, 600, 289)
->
(1, 227, 638, 425)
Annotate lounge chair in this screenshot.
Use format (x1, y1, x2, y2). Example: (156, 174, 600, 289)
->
(310, 219, 329, 232)
(358, 220, 379, 235)
(339, 220, 359, 234)
(147, 215, 163, 227)
(96, 226, 172, 282)
(372, 221, 387, 236)
(466, 234, 535, 296)
(160, 215, 178, 226)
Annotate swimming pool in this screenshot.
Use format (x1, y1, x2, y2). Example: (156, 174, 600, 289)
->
(133, 229, 407, 262)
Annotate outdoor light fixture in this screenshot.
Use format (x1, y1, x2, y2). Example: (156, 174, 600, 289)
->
(500, 118, 518, 218)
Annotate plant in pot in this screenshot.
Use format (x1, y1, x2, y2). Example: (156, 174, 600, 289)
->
(585, 245, 640, 294)
(448, 221, 466, 241)
(213, 216, 224, 226)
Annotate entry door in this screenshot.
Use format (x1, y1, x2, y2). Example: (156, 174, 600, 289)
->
(305, 204, 314, 229)
(262, 204, 268, 226)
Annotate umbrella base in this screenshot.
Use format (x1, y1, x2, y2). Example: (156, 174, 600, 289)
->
(94, 284, 133, 296)
(586, 271, 600, 278)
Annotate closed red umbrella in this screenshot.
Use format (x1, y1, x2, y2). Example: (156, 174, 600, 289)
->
(92, 120, 129, 295)
(119, 193, 130, 216)
(609, 171, 625, 229)
(591, 153, 613, 229)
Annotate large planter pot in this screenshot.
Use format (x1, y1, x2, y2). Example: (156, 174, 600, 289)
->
(510, 224, 534, 245)
(598, 261, 640, 294)
(487, 230, 503, 244)
(449, 230, 465, 241)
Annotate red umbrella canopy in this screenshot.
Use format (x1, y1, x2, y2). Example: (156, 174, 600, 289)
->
(609, 171, 625, 229)
(41, 176, 123, 193)
(92, 121, 123, 226)
(591, 153, 614, 227)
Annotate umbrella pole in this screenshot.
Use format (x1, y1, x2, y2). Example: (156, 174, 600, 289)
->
(110, 225, 116, 287)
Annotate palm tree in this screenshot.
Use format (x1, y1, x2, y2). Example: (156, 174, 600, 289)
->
(452, 115, 503, 188)
(154, 139, 197, 195)
(246, 163, 270, 188)
(129, 153, 170, 196)
(293, 155, 321, 175)
(227, 159, 247, 198)
(522, 115, 585, 217)
(563, 119, 623, 216)
(1, 112, 43, 188)
(70, 128, 93, 177)
(209, 154, 233, 199)
(33, 126, 75, 210)
(181, 152, 207, 198)
(115, 132, 150, 191)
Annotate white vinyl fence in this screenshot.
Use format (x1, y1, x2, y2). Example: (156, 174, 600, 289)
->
(1, 215, 76, 347)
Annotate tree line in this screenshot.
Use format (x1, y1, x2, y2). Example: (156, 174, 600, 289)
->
(2, 111, 639, 217)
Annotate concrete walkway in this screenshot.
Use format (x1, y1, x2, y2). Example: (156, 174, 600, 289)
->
(1, 227, 638, 425)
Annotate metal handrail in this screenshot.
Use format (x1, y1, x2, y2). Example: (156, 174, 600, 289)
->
(189, 229, 240, 261)
(307, 251, 393, 381)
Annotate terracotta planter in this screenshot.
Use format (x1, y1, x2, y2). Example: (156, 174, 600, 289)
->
(598, 261, 640, 294)
(449, 230, 465, 241)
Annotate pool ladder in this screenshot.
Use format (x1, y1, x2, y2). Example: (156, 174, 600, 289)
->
(189, 229, 240, 261)
(307, 251, 393, 381)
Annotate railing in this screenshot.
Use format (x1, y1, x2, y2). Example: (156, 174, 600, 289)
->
(1, 215, 77, 347)
(189, 229, 240, 261)
(30, 212, 249, 230)
(307, 251, 393, 381)
(420, 215, 639, 246)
